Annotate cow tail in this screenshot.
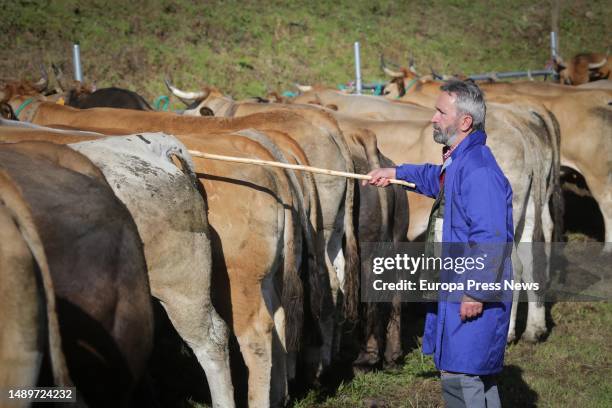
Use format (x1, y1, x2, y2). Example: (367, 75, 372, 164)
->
(546, 110, 564, 242)
(237, 129, 308, 352)
(530, 109, 564, 242)
(359, 129, 392, 241)
(529, 116, 545, 244)
(325, 124, 361, 322)
(0, 171, 73, 387)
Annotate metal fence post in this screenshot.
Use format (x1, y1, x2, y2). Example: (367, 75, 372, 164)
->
(354, 42, 362, 95)
(73, 44, 83, 82)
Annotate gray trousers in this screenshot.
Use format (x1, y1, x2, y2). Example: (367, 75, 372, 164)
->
(441, 372, 501, 408)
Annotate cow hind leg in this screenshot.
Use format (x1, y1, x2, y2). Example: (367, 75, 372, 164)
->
(508, 247, 522, 343)
(517, 198, 547, 343)
(325, 225, 346, 360)
(236, 303, 287, 408)
(601, 196, 612, 252)
(0, 209, 43, 397)
(384, 295, 402, 367)
(160, 300, 234, 408)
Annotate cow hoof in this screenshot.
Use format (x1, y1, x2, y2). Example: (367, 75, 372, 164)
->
(383, 360, 401, 371)
(353, 351, 379, 367)
(352, 360, 379, 375)
(521, 328, 547, 343)
(506, 331, 517, 344)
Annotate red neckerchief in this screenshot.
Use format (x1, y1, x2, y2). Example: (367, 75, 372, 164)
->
(439, 144, 459, 188)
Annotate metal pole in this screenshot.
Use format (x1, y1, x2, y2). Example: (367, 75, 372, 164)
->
(550, 31, 558, 60)
(354, 42, 362, 95)
(72, 44, 83, 82)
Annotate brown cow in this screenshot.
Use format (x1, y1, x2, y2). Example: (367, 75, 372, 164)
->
(0, 170, 73, 407)
(554, 52, 611, 85)
(0, 141, 153, 407)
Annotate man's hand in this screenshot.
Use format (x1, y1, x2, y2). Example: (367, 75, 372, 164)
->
(363, 167, 396, 187)
(460, 295, 483, 321)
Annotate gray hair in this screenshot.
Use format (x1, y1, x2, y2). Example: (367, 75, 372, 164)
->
(440, 80, 486, 131)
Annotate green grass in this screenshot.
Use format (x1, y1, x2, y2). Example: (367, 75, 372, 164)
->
(292, 302, 612, 407)
(1, 1, 610, 104)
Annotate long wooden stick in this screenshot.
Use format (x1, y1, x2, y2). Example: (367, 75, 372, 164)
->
(188, 150, 416, 189)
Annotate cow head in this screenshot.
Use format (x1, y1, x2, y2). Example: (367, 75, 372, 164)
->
(265, 91, 287, 104)
(380, 54, 424, 98)
(64, 82, 96, 107)
(554, 53, 611, 85)
(165, 79, 235, 116)
(553, 55, 573, 85)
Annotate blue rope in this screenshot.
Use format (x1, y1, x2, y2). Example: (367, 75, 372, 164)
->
(14, 98, 34, 119)
(154, 95, 170, 111)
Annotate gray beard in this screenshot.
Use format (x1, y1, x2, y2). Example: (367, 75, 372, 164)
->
(433, 126, 458, 146)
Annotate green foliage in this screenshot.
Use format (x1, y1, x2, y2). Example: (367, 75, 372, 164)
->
(1, 1, 609, 102)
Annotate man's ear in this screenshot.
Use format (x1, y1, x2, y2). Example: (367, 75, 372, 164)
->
(460, 115, 473, 132)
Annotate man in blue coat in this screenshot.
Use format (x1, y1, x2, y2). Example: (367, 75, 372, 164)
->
(365, 80, 513, 407)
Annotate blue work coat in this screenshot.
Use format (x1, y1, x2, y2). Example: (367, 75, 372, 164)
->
(396, 130, 514, 375)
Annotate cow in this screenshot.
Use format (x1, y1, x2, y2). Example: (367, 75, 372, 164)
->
(554, 52, 611, 85)
(50, 64, 153, 110)
(179, 131, 309, 406)
(65, 86, 154, 110)
(70, 133, 236, 408)
(0, 141, 154, 407)
(0, 170, 73, 407)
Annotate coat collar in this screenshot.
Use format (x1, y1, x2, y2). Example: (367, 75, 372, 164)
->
(450, 129, 487, 161)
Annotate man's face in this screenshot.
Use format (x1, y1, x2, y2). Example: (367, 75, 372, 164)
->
(431, 92, 460, 146)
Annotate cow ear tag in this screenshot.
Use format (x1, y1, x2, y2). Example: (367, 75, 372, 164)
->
(57, 97, 65, 105)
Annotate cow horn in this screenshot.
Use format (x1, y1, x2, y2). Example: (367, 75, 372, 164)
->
(553, 55, 566, 69)
(380, 54, 387, 70)
(295, 84, 312, 92)
(51, 63, 66, 92)
(408, 53, 418, 74)
(383, 66, 404, 78)
(430, 66, 444, 80)
(33, 65, 49, 92)
(588, 58, 607, 69)
(381, 54, 404, 77)
(164, 78, 207, 104)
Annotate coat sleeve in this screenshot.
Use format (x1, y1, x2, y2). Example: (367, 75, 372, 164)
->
(460, 167, 511, 301)
(395, 163, 442, 199)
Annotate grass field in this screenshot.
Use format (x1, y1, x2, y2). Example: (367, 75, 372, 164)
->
(291, 301, 612, 407)
(1, 1, 610, 102)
